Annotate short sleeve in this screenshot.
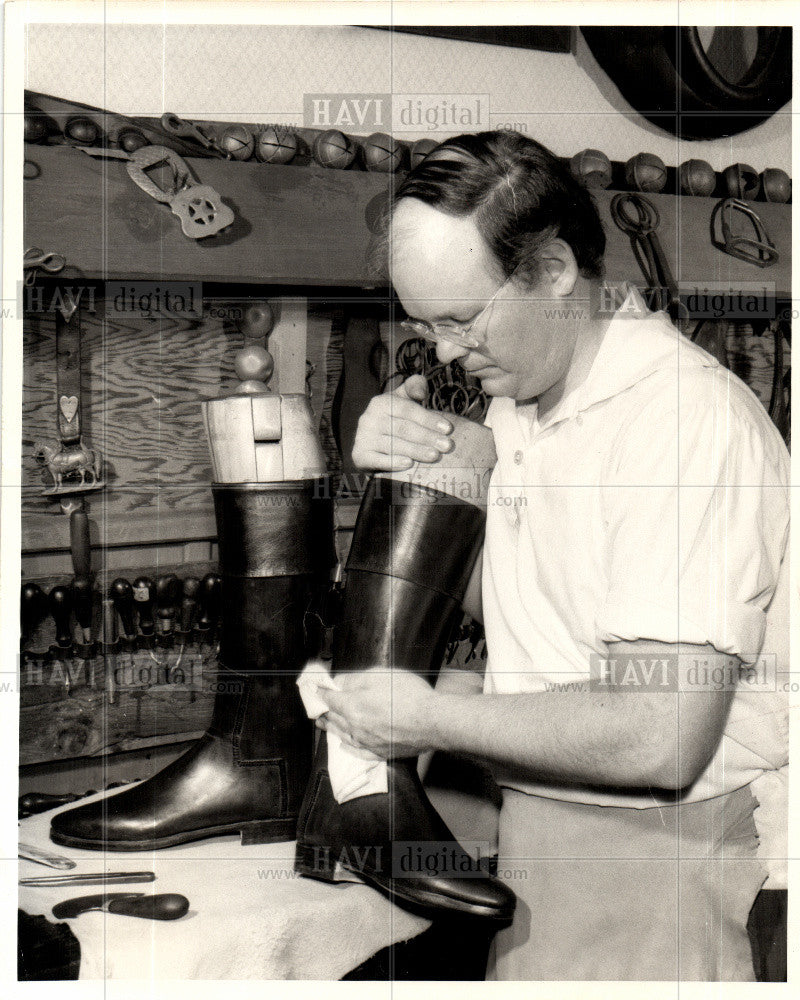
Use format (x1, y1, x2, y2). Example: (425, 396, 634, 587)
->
(596, 368, 789, 664)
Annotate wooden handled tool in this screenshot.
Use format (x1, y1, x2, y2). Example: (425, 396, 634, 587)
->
(155, 574, 182, 648)
(176, 576, 200, 645)
(53, 892, 189, 921)
(20, 583, 49, 660)
(132, 577, 155, 649)
(110, 578, 137, 666)
(19, 791, 80, 818)
(48, 586, 73, 652)
(71, 576, 96, 686)
(196, 573, 221, 652)
(21, 871, 156, 888)
(48, 585, 75, 695)
(18, 843, 76, 870)
(101, 598, 118, 705)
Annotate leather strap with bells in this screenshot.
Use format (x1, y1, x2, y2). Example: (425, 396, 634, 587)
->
(81, 145, 234, 239)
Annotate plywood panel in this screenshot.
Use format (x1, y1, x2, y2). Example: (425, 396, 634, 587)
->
(22, 297, 345, 552)
(22, 302, 229, 548)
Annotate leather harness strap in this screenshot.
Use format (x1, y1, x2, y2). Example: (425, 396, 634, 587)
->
(55, 301, 82, 446)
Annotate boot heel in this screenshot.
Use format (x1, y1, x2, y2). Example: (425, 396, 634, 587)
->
(294, 841, 337, 882)
(239, 817, 297, 845)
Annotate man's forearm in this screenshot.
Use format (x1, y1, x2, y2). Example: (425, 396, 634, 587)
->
(318, 642, 732, 786)
(425, 688, 670, 788)
(423, 641, 734, 791)
(426, 684, 729, 791)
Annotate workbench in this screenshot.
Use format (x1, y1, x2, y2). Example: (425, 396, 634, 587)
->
(19, 790, 431, 980)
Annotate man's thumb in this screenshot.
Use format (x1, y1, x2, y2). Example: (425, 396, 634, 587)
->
(397, 374, 428, 402)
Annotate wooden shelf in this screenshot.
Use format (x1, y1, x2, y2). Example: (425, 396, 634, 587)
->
(24, 144, 790, 294)
(594, 189, 791, 300)
(24, 144, 392, 287)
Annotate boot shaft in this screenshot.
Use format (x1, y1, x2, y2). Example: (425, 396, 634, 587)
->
(211, 480, 335, 800)
(213, 479, 335, 675)
(334, 477, 486, 678)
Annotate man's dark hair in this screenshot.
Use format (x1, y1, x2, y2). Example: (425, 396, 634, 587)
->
(389, 130, 605, 282)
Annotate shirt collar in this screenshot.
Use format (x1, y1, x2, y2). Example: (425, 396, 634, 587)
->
(531, 286, 719, 432)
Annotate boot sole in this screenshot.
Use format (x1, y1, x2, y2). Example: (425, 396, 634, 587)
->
(50, 816, 297, 851)
(294, 842, 515, 925)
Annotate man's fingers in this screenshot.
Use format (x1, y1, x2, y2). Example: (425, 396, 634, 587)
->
(317, 687, 345, 712)
(385, 395, 453, 436)
(352, 383, 452, 472)
(390, 418, 454, 452)
(373, 434, 444, 465)
(317, 717, 359, 748)
(352, 450, 414, 472)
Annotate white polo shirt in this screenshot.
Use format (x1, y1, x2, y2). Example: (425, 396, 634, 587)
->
(482, 300, 790, 808)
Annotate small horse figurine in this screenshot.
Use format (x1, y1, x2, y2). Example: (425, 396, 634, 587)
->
(33, 439, 102, 492)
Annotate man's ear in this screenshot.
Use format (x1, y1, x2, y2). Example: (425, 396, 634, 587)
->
(537, 239, 579, 298)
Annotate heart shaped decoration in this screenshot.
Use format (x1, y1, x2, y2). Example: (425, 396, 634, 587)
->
(59, 395, 79, 423)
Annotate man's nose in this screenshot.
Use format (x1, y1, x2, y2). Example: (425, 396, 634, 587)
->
(435, 338, 469, 365)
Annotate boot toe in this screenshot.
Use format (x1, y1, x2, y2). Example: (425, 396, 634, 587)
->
(392, 868, 516, 924)
(50, 787, 160, 848)
(50, 799, 109, 846)
(427, 871, 516, 919)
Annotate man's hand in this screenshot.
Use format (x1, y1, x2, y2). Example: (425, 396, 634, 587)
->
(316, 667, 440, 759)
(351, 374, 455, 471)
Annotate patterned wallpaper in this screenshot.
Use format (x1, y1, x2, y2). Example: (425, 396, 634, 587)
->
(25, 23, 790, 172)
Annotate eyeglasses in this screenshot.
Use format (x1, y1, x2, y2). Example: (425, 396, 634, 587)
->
(399, 271, 515, 350)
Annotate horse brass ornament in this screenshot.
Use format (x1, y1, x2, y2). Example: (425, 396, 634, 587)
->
(80, 145, 234, 239)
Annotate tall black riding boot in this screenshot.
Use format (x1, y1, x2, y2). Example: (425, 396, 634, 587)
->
(295, 462, 516, 924)
(51, 480, 334, 851)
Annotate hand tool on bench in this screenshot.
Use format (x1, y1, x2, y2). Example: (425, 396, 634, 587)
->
(48, 585, 75, 696)
(53, 892, 189, 921)
(175, 577, 200, 649)
(72, 573, 96, 687)
(155, 574, 181, 651)
(20, 871, 156, 888)
(196, 573, 222, 657)
(175, 577, 200, 697)
(20, 583, 49, 664)
(18, 843, 76, 871)
(19, 792, 81, 819)
(132, 577, 156, 651)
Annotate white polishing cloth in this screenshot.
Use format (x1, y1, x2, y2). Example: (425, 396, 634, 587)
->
(297, 660, 388, 804)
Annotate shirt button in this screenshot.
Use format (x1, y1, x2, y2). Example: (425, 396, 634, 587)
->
(576, 414, 584, 427)
(514, 450, 523, 465)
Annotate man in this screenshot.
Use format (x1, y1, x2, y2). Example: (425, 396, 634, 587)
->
(315, 131, 789, 980)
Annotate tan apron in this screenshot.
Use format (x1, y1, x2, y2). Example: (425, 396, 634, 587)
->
(486, 783, 765, 981)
